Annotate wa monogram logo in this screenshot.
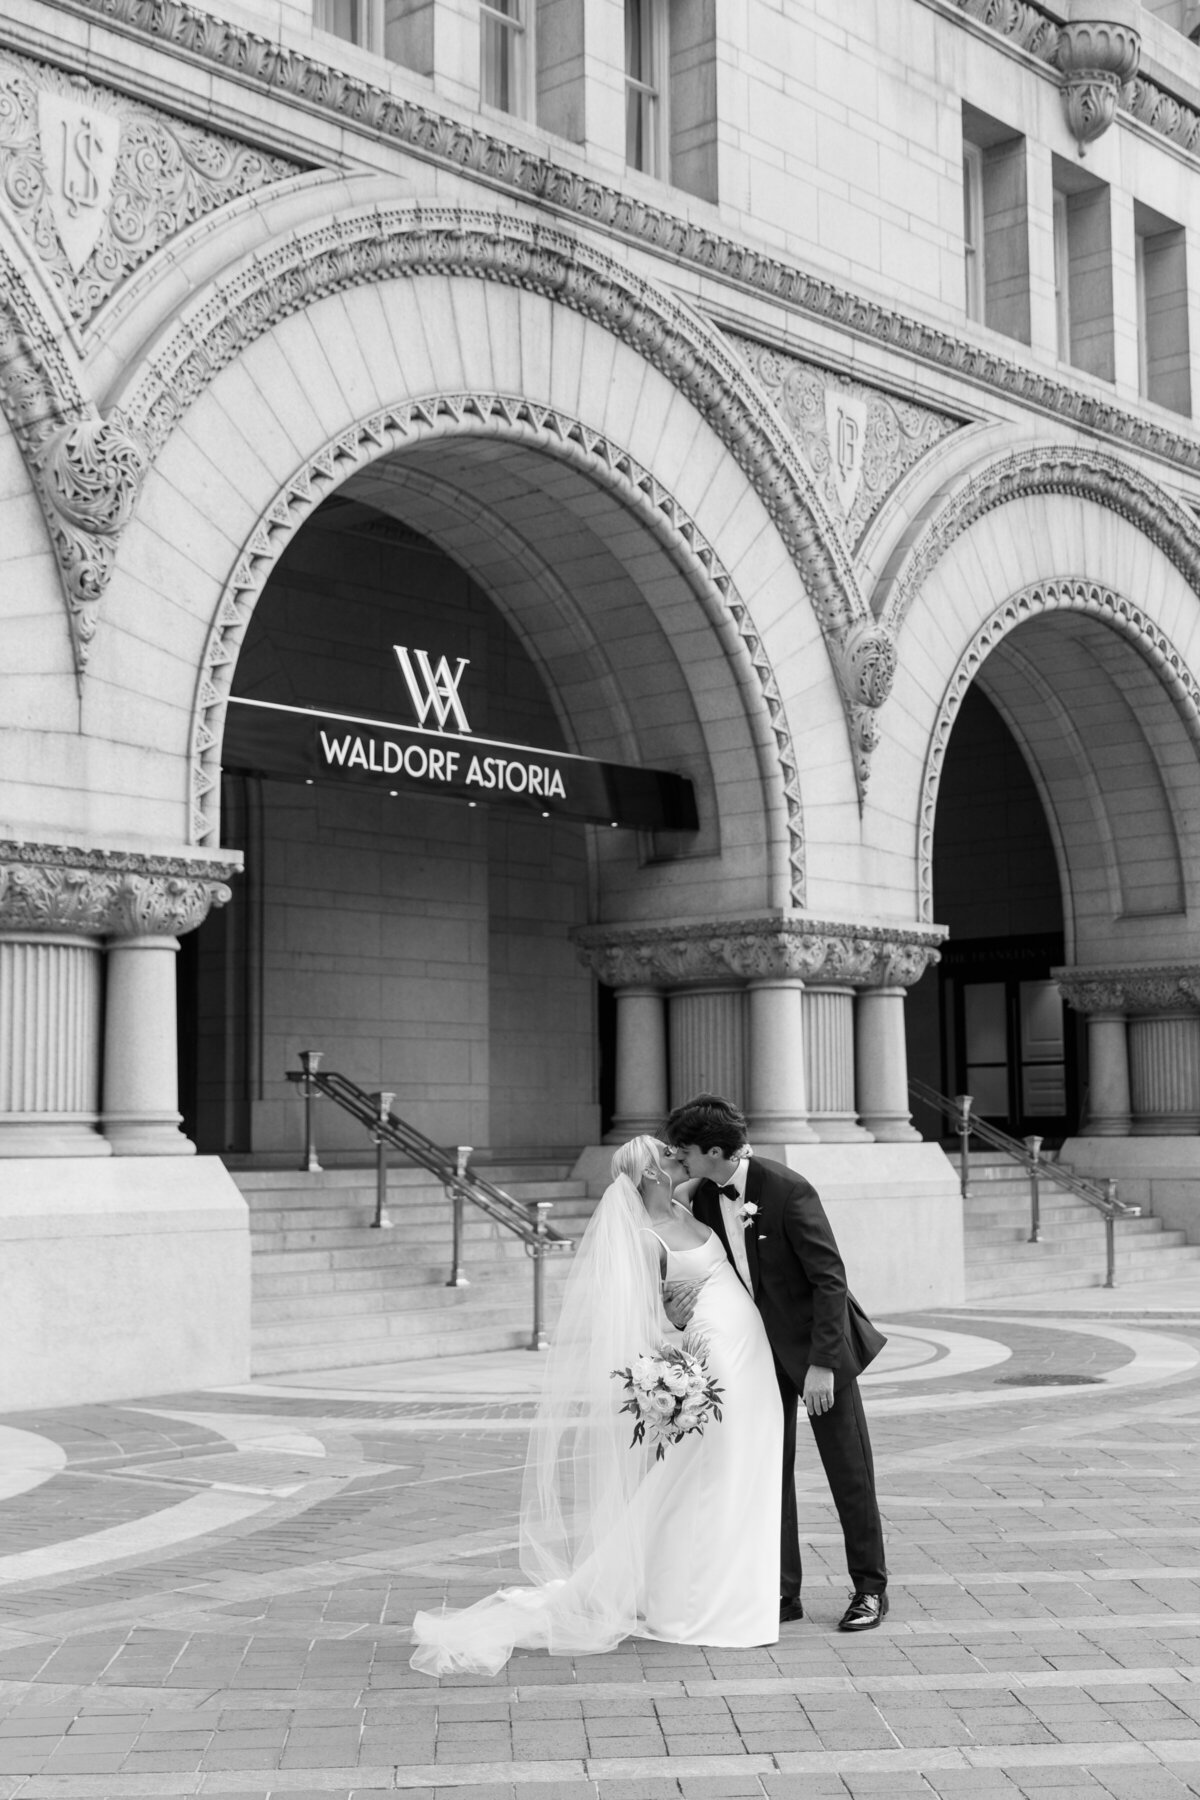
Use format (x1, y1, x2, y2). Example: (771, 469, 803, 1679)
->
(37, 91, 121, 274)
(393, 646, 472, 733)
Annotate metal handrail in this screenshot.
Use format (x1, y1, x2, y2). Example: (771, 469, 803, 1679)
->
(286, 1053, 573, 1346)
(908, 1077, 1140, 1288)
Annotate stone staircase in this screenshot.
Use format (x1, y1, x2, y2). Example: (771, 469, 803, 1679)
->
(236, 1158, 595, 1375)
(963, 1152, 1200, 1300)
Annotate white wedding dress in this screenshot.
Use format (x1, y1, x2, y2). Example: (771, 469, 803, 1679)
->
(409, 1200, 782, 1674)
(638, 1226, 783, 1646)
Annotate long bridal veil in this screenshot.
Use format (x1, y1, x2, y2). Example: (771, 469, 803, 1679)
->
(409, 1138, 669, 1676)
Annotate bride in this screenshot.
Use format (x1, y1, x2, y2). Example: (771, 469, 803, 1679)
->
(409, 1135, 783, 1675)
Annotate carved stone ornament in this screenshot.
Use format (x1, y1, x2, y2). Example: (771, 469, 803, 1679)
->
(0, 840, 236, 937)
(0, 245, 148, 673)
(882, 446, 1200, 637)
(917, 579, 1200, 923)
(572, 917, 944, 991)
(19, 0, 1200, 487)
(1055, 964, 1200, 1015)
(731, 335, 962, 548)
(192, 394, 809, 908)
(1056, 18, 1141, 156)
(0, 48, 303, 326)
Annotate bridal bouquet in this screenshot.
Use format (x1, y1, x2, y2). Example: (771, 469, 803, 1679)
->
(612, 1346, 724, 1461)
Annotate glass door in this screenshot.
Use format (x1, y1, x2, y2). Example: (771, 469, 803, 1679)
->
(941, 935, 1076, 1139)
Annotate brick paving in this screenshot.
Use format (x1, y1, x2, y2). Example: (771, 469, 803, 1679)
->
(0, 1305, 1197, 1797)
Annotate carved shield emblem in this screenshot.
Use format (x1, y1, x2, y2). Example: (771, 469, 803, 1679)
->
(37, 92, 120, 274)
(824, 390, 870, 516)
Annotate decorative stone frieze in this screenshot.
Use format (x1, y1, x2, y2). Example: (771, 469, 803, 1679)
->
(731, 336, 962, 547)
(573, 917, 943, 990)
(0, 48, 303, 326)
(0, 842, 235, 937)
(1056, 17, 1141, 156)
(957, 1, 1060, 57)
(917, 580, 1200, 922)
(883, 447, 1200, 637)
(192, 396, 809, 906)
(1054, 964, 1200, 1014)
(20, 0, 1200, 489)
(0, 249, 148, 673)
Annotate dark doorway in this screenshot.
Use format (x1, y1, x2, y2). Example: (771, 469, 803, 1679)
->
(909, 685, 1082, 1142)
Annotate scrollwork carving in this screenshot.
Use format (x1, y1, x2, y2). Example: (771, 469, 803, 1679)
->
(1055, 964, 1200, 1016)
(732, 336, 962, 546)
(0, 841, 234, 936)
(0, 47, 303, 327)
(917, 580, 1200, 922)
(573, 917, 943, 991)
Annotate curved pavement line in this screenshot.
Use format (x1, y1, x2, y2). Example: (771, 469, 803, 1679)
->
(968, 1314, 1200, 1385)
(131, 1407, 328, 1458)
(862, 1326, 1012, 1385)
(0, 1424, 67, 1503)
(0, 1487, 278, 1585)
(868, 1318, 1200, 1415)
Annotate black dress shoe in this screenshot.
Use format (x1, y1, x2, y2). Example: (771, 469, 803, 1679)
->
(779, 1596, 804, 1623)
(838, 1590, 888, 1631)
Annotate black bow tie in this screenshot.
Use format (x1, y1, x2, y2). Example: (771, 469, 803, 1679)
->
(716, 1183, 740, 1201)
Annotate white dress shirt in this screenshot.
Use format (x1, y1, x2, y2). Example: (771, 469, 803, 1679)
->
(716, 1157, 754, 1294)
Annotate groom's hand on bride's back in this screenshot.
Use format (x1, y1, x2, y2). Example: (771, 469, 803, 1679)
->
(663, 1279, 705, 1330)
(802, 1366, 836, 1416)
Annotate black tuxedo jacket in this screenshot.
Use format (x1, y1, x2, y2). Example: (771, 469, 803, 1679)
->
(693, 1155, 886, 1394)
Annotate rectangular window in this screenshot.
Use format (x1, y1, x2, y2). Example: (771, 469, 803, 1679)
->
(1051, 155, 1114, 382)
(625, 0, 668, 178)
(961, 107, 1030, 343)
(963, 141, 984, 322)
(481, 0, 529, 116)
(1135, 200, 1191, 415)
(314, 0, 382, 55)
(1053, 189, 1070, 361)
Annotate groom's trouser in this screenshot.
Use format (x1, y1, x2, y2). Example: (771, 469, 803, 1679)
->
(776, 1357, 887, 1598)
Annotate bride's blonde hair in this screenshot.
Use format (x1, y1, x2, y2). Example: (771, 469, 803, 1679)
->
(610, 1135, 667, 1189)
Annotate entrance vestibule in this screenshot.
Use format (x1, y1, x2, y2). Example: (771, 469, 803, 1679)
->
(180, 494, 601, 1160)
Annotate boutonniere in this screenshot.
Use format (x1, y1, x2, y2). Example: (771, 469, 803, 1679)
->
(735, 1199, 759, 1228)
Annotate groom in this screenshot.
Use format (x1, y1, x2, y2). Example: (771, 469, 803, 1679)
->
(664, 1092, 889, 1631)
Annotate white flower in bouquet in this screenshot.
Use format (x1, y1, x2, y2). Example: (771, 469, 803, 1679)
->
(611, 1344, 725, 1461)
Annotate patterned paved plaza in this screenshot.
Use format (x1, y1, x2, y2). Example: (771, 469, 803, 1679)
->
(1, 1288, 1200, 1800)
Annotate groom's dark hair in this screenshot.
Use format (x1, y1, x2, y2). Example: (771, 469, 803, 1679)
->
(663, 1093, 748, 1157)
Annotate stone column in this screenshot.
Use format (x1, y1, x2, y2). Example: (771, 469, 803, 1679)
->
(1085, 1012, 1132, 1136)
(0, 935, 108, 1155)
(101, 871, 235, 1156)
(607, 985, 668, 1141)
(0, 845, 234, 1158)
(855, 986, 921, 1142)
(1128, 1014, 1200, 1136)
(803, 986, 871, 1141)
(669, 985, 745, 1109)
(745, 977, 817, 1142)
(1056, 965, 1200, 1138)
(573, 915, 945, 1142)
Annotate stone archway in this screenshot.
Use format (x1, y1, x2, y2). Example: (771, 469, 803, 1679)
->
(190, 392, 807, 912)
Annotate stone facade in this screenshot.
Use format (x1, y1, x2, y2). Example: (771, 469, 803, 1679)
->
(7, 0, 1200, 1401)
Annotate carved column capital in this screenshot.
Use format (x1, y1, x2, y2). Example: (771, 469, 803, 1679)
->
(0, 842, 237, 938)
(1055, 963, 1200, 1016)
(573, 916, 943, 989)
(1056, 12, 1141, 155)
